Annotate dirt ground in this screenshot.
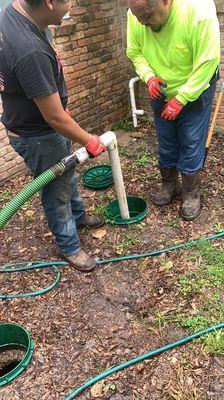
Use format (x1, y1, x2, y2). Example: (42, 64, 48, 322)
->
(0, 122, 224, 400)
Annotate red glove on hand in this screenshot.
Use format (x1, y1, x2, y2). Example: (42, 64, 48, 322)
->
(85, 134, 107, 157)
(147, 76, 167, 100)
(161, 97, 184, 121)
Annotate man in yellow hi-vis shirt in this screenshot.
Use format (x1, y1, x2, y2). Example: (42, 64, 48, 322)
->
(127, 0, 220, 220)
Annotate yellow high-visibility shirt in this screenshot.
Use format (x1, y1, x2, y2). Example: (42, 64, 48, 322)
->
(126, 0, 220, 104)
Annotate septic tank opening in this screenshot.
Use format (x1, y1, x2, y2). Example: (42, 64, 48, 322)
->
(0, 324, 34, 386)
(0, 349, 24, 377)
(105, 196, 148, 225)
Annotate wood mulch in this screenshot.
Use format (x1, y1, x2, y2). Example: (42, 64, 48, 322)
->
(0, 123, 224, 399)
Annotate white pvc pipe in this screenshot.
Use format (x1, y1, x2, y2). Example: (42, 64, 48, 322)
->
(75, 132, 130, 220)
(129, 77, 144, 128)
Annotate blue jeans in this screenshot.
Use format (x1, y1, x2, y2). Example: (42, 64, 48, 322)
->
(8, 132, 85, 256)
(150, 82, 216, 173)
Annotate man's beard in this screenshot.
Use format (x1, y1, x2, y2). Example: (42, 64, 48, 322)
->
(149, 24, 162, 32)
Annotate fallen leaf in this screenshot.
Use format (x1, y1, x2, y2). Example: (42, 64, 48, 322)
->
(92, 229, 107, 239)
(90, 382, 105, 397)
(25, 210, 34, 217)
(43, 232, 53, 237)
(18, 247, 27, 253)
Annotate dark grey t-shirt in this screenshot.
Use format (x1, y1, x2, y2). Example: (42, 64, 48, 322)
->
(0, 4, 68, 137)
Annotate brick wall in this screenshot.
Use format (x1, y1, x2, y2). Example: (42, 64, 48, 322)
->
(0, 99, 25, 182)
(0, 0, 224, 182)
(53, 0, 129, 132)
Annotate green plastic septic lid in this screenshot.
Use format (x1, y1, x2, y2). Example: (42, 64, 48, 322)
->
(104, 196, 148, 225)
(0, 323, 34, 386)
(82, 165, 114, 189)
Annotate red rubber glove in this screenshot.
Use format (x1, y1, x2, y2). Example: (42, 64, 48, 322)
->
(147, 76, 167, 100)
(161, 97, 184, 121)
(85, 134, 107, 157)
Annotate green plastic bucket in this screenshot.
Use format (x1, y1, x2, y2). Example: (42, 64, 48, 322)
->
(82, 165, 113, 189)
(0, 323, 34, 386)
(105, 196, 148, 225)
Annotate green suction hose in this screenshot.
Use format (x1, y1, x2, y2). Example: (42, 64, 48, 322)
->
(0, 154, 79, 230)
(0, 169, 57, 229)
(64, 322, 224, 399)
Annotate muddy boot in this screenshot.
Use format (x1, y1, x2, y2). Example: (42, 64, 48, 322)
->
(152, 167, 181, 206)
(60, 249, 96, 272)
(181, 171, 201, 221)
(76, 214, 104, 229)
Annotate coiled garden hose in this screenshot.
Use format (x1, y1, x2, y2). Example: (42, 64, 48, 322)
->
(0, 261, 66, 299)
(64, 322, 224, 399)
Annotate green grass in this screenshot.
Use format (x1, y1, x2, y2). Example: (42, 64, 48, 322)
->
(112, 116, 133, 132)
(133, 150, 157, 168)
(167, 217, 180, 229)
(0, 188, 11, 202)
(180, 316, 209, 331)
(202, 330, 224, 355)
(115, 232, 141, 254)
(153, 241, 224, 354)
(91, 203, 106, 216)
(118, 145, 133, 158)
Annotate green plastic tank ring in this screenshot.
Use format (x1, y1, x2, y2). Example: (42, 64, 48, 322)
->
(0, 323, 34, 386)
(104, 196, 148, 225)
(82, 165, 114, 189)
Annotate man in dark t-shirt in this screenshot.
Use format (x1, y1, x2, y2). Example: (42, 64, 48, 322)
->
(0, 0, 106, 272)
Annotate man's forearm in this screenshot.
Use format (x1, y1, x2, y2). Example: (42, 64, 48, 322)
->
(34, 92, 91, 145)
(47, 112, 90, 145)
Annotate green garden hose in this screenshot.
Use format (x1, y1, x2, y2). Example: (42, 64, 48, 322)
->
(1, 230, 224, 299)
(0, 261, 65, 299)
(64, 322, 224, 399)
(97, 230, 224, 265)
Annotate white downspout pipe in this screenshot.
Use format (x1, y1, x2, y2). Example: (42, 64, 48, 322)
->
(75, 131, 130, 220)
(129, 77, 144, 128)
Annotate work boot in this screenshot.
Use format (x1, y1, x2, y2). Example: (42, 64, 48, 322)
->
(181, 171, 201, 221)
(60, 249, 96, 272)
(76, 214, 104, 229)
(152, 167, 181, 206)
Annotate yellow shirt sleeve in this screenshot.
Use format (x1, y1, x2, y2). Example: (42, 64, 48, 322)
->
(176, 18, 220, 105)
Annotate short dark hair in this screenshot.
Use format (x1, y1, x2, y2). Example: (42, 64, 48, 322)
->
(24, 0, 43, 6)
(24, 0, 67, 5)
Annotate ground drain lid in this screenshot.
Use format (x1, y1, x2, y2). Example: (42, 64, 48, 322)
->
(105, 196, 148, 225)
(0, 323, 34, 386)
(82, 165, 114, 189)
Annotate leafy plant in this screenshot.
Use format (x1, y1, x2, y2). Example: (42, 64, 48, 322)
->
(0, 189, 11, 202)
(180, 316, 208, 331)
(112, 116, 133, 131)
(202, 330, 224, 356)
(214, 223, 222, 232)
(167, 217, 180, 228)
(118, 145, 133, 157)
(135, 152, 151, 167)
